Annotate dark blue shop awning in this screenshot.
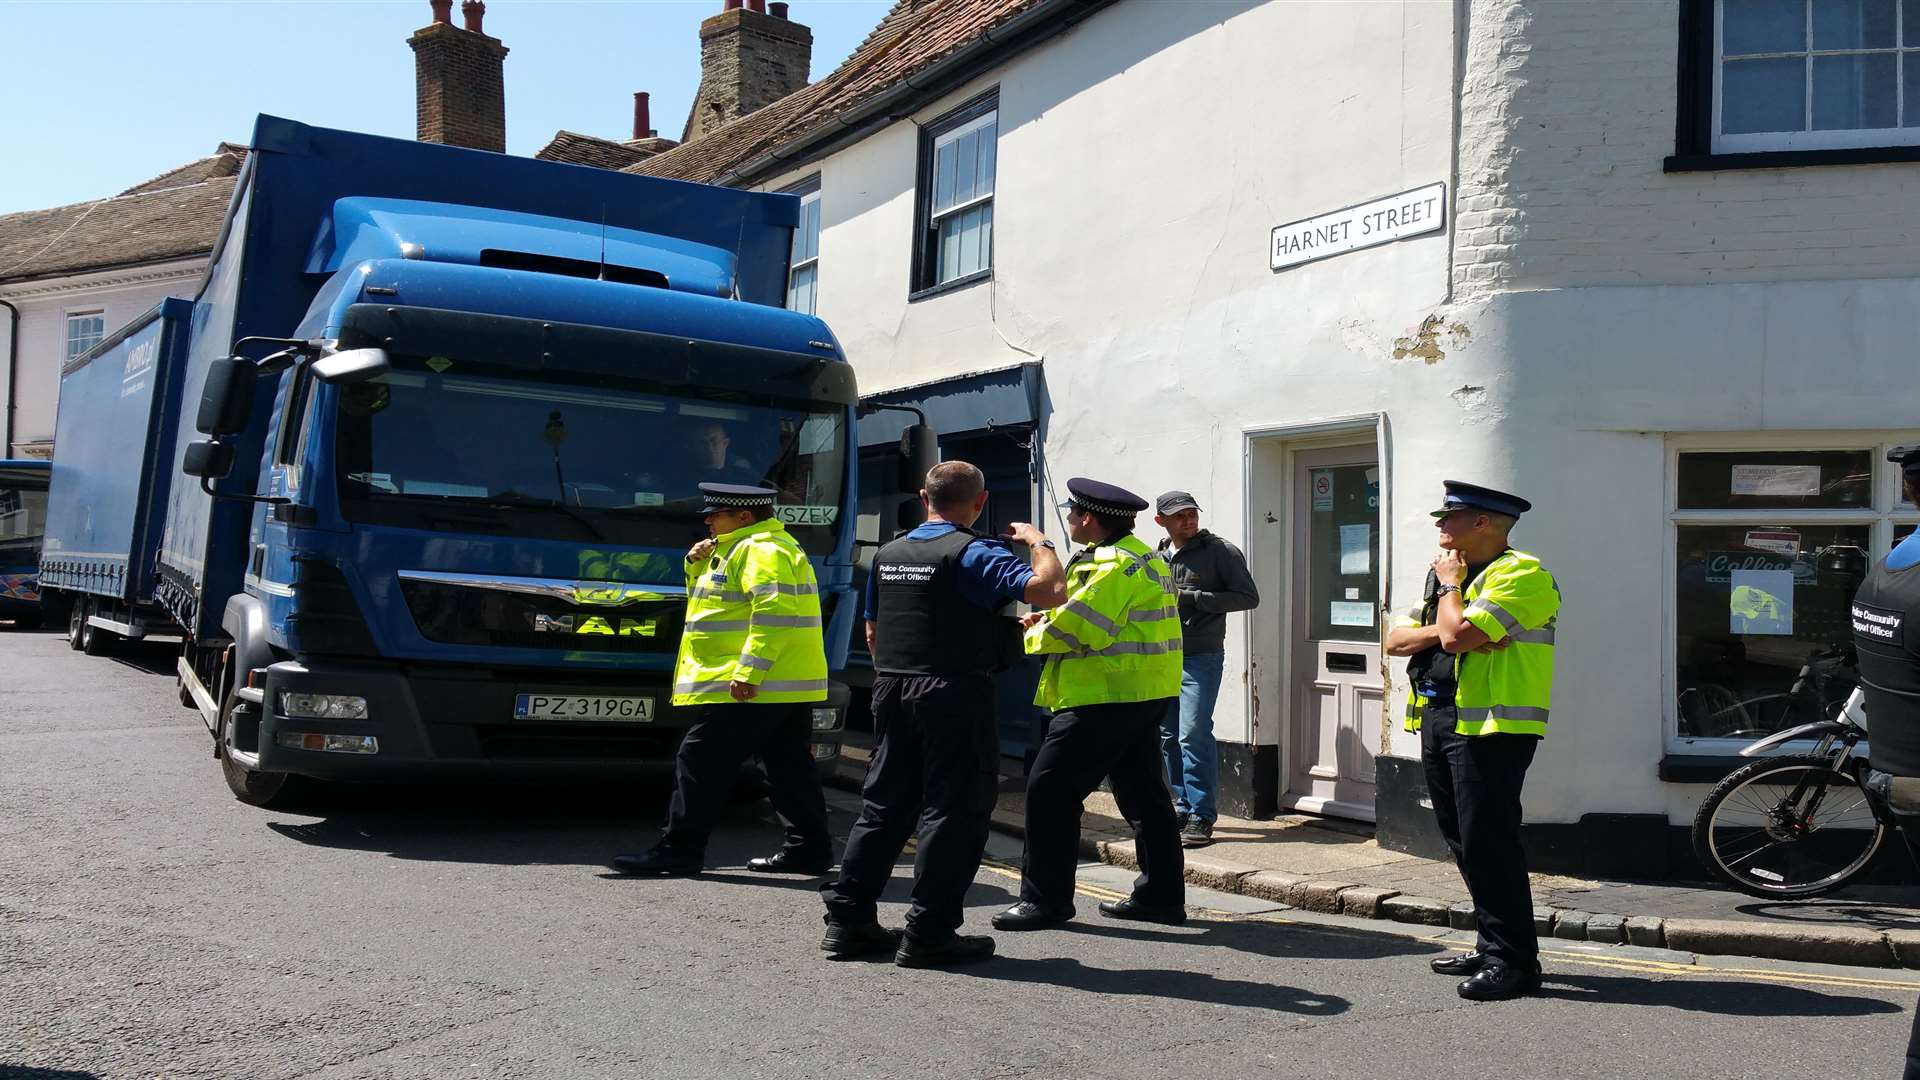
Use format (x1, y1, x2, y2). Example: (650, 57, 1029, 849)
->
(857, 362, 1042, 447)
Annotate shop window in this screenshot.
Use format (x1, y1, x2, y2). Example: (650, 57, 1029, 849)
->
(1672, 443, 1919, 748)
(911, 91, 997, 296)
(785, 176, 821, 316)
(64, 311, 105, 365)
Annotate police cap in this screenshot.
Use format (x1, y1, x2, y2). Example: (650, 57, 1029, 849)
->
(1061, 477, 1150, 517)
(1889, 445, 1920, 475)
(1430, 480, 1532, 519)
(699, 483, 777, 514)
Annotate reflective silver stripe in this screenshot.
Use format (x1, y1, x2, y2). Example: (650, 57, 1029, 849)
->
(749, 581, 818, 598)
(1121, 550, 1167, 583)
(1455, 705, 1550, 724)
(1061, 600, 1121, 637)
(1466, 597, 1525, 636)
(674, 678, 830, 696)
(1134, 605, 1180, 623)
(689, 585, 747, 602)
(737, 654, 774, 671)
(687, 619, 752, 632)
(754, 614, 822, 629)
(1510, 627, 1556, 646)
(1061, 638, 1182, 659)
(1044, 623, 1090, 652)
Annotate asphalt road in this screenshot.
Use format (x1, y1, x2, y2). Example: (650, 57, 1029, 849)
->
(3, 627, 1918, 1080)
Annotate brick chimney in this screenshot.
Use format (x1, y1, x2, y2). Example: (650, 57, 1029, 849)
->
(408, 0, 509, 153)
(682, 1, 812, 143)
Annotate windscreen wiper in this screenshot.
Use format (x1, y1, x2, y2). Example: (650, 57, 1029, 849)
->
(472, 492, 608, 542)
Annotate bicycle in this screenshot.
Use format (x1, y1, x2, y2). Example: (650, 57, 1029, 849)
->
(1690, 686, 1901, 899)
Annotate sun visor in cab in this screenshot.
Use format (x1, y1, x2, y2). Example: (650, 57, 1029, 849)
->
(333, 304, 857, 407)
(304, 197, 737, 298)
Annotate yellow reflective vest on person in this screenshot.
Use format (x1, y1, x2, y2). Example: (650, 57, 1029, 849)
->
(1399, 549, 1559, 737)
(671, 517, 829, 706)
(1025, 534, 1183, 711)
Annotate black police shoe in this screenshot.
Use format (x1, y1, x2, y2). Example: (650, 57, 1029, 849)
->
(1430, 950, 1489, 976)
(991, 901, 1076, 931)
(1098, 897, 1187, 926)
(610, 846, 703, 876)
(820, 921, 903, 960)
(895, 933, 996, 968)
(1179, 819, 1214, 848)
(1457, 962, 1542, 1001)
(747, 849, 834, 876)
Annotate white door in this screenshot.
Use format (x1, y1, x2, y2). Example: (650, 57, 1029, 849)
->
(1285, 446, 1383, 820)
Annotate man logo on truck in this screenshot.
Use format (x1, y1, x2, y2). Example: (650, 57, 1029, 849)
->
(530, 613, 660, 637)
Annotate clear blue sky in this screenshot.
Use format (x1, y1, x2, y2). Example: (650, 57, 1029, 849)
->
(0, 0, 894, 215)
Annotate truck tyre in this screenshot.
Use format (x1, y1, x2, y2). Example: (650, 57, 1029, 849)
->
(79, 600, 113, 657)
(66, 600, 85, 651)
(217, 685, 305, 808)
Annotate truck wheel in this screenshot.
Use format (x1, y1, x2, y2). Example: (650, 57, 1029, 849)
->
(79, 601, 113, 657)
(66, 601, 85, 651)
(217, 687, 306, 808)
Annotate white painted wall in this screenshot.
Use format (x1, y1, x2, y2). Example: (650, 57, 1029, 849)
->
(0, 262, 204, 456)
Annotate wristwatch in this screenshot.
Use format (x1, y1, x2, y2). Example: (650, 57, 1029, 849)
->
(1436, 583, 1462, 596)
(1036, 539, 1057, 551)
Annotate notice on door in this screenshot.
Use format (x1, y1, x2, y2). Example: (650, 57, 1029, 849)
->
(1339, 524, 1371, 576)
(1311, 470, 1334, 512)
(1329, 601, 1375, 628)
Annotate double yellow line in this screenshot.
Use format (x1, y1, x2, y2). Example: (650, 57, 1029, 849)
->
(976, 857, 1920, 993)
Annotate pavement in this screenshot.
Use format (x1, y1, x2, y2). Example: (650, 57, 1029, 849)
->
(4, 629, 1920, 1079)
(833, 735, 1920, 970)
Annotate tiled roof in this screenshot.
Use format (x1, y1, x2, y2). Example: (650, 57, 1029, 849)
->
(628, 0, 1040, 185)
(0, 169, 238, 286)
(118, 144, 248, 196)
(534, 130, 659, 171)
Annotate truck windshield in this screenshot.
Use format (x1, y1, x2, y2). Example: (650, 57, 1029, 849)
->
(0, 474, 49, 582)
(333, 358, 847, 555)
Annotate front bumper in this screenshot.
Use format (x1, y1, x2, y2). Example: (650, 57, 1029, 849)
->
(255, 658, 850, 779)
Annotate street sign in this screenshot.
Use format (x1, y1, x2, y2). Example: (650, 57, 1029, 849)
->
(1271, 182, 1448, 271)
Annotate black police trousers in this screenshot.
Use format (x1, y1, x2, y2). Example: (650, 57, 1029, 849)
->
(1020, 698, 1183, 909)
(1421, 704, 1539, 969)
(659, 702, 832, 863)
(821, 675, 1000, 941)
(1866, 770, 1920, 1080)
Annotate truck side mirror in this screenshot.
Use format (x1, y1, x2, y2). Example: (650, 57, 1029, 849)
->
(898, 423, 938, 491)
(182, 439, 235, 481)
(312, 347, 392, 384)
(196, 356, 256, 436)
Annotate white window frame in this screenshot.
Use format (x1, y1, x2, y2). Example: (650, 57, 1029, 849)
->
(785, 178, 821, 316)
(1713, 0, 1920, 153)
(64, 309, 106, 365)
(1665, 430, 1920, 756)
(928, 110, 996, 285)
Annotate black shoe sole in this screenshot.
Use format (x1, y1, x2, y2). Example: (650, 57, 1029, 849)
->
(1099, 904, 1188, 926)
(990, 910, 1075, 932)
(1457, 975, 1542, 1001)
(1430, 955, 1487, 977)
(894, 943, 996, 968)
(750, 861, 834, 876)
(821, 937, 901, 961)
(609, 862, 702, 877)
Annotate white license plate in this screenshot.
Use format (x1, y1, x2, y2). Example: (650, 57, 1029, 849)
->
(513, 694, 655, 722)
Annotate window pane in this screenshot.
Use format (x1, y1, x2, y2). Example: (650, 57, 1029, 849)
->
(1906, 52, 1920, 122)
(786, 263, 817, 315)
(807, 198, 821, 261)
(977, 123, 997, 196)
(1725, 0, 1809, 54)
(1676, 523, 1868, 738)
(1906, 0, 1920, 43)
(1813, 52, 1898, 127)
(940, 211, 961, 282)
(1897, 522, 1918, 541)
(1677, 450, 1872, 509)
(1723, 56, 1809, 132)
(1813, 0, 1896, 48)
(933, 141, 959, 213)
(953, 129, 979, 209)
(978, 201, 993, 272)
(958, 204, 982, 276)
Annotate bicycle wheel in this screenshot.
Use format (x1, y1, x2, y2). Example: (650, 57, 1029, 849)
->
(1691, 754, 1886, 899)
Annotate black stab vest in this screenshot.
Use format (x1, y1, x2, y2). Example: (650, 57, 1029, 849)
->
(1853, 554, 1920, 776)
(871, 527, 1018, 677)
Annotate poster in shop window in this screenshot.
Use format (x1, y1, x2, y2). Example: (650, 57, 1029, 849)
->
(1730, 464, 1821, 499)
(1729, 568, 1795, 636)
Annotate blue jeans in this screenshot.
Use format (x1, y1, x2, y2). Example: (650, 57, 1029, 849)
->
(1161, 651, 1224, 825)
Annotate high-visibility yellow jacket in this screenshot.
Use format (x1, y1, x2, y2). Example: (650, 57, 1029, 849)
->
(1400, 549, 1559, 737)
(671, 518, 829, 706)
(1025, 533, 1183, 710)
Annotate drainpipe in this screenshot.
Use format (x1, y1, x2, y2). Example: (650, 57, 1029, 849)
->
(0, 298, 18, 457)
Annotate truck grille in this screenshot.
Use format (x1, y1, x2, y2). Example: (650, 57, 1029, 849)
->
(400, 576, 685, 655)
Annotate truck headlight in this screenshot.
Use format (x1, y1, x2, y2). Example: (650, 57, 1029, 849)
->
(812, 743, 837, 761)
(275, 732, 380, 754)
(280, 692, 370, 721)
(810, 707, 842, 732)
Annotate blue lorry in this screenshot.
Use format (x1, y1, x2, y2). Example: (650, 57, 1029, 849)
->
(0, 458, 50, 628)
(41, 115, 928, 806)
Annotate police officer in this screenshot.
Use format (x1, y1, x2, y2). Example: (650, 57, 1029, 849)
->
(612, 483, 834, 877)
(1848, 446, 1920, 1078)
(819, 461, 1066, 966)
(1383, 481, 1559, 1001)
(993, 478, 1186, 930)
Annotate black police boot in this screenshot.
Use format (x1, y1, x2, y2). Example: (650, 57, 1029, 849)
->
(610, 846, 703, 876)
(991, 901, 1076, 931)
(820, 921, 903, 960)
(1098, 897, 1187, 926)
(895, 933, 996, 968)
(1457, 962, 1542, 1001)
(747, 848, 834, 876)
(1430, 950, 1489, 976)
